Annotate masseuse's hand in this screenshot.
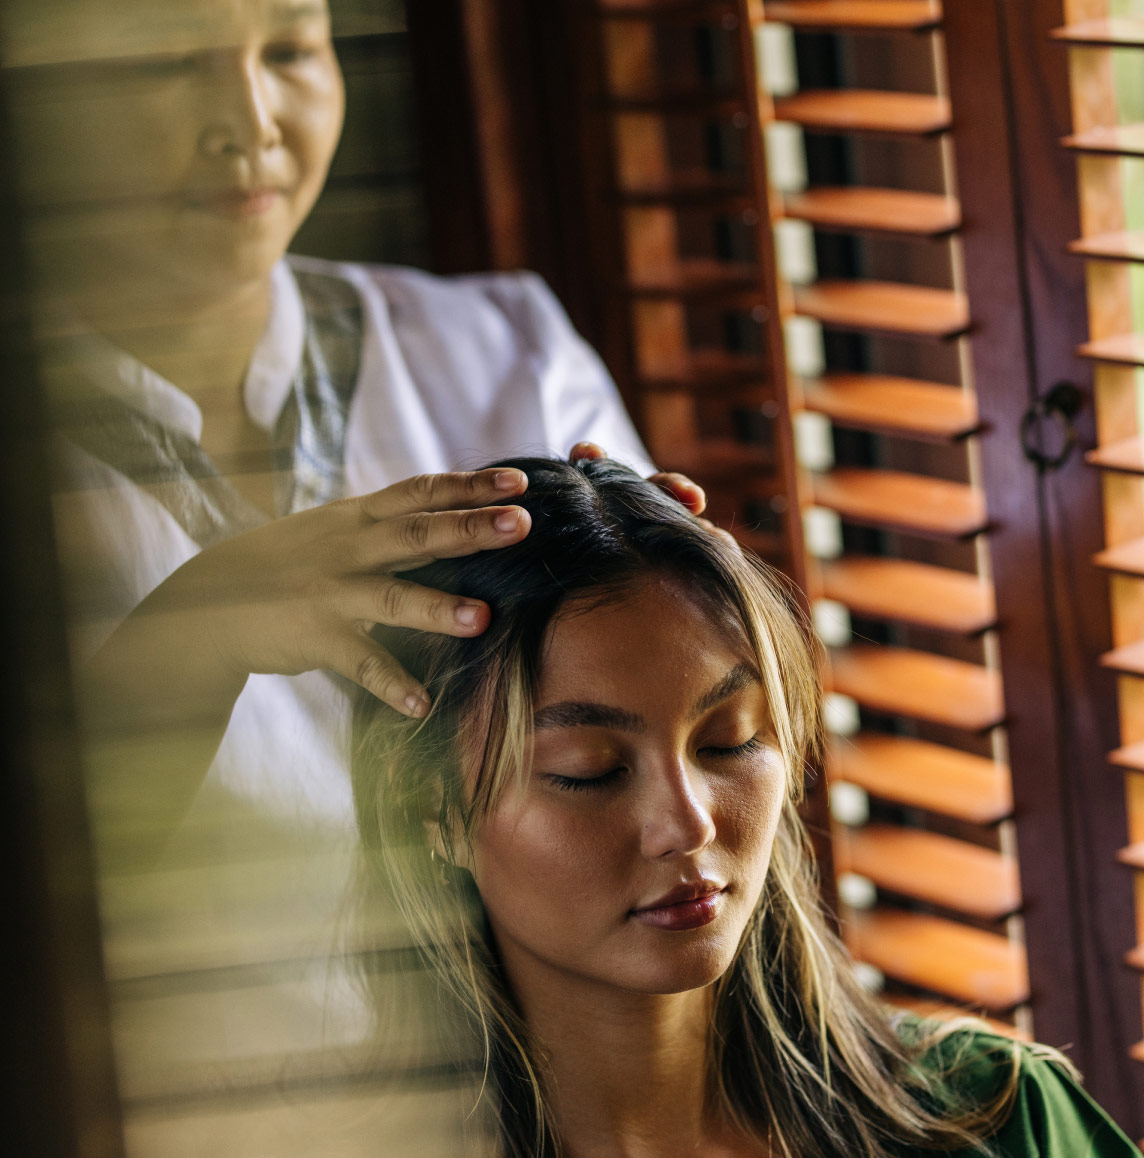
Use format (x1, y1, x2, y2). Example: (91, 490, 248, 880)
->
(569, 441, 707, 515)
(569, 442, 740, 549)
(82, 468, 530, 867)
(92, 467, 531, 725)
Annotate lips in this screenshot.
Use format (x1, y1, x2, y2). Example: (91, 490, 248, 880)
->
(630, 880, 726, 932)
(187, 187, 283, 218)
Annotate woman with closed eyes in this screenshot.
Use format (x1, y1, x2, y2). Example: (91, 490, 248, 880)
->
(354, 455, 1139, 1158)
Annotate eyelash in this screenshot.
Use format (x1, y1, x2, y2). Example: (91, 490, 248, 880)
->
(266, 44, 319, 66)
(703, 735, 766, 759)
(546, 736, 765, 792)
(548, 768, 623, 793)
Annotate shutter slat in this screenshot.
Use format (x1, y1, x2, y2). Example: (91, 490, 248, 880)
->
(773, 90, 951, 135)
(835, 824, 1021, 919)
(793, 280, 969, 338)
(761, 1, 941, 33)
(828, 733, 1012, 824)
(1109, 741, 1144, 773)
(802, 372, 977, 439)
(601, 0, 739, 19)
(608, 90, 747, 113)
(820, 556, 995, 634)
(732, 527, 788, 560)
(844, 909, 1028, 1012)
(1100, 640, 1144, 677)
(624, 259, 761, 297)
(813, 467, 988, 538)
(1085, 435, 1144, 475)
(636, 351, 771, 391)
(657, 438, 774, 477)
(1117, 843, 1144, 871)
(1063, 124, 1144, 158)
(828, 645, 1005, 732)
(618, 171, 752, 204)
(1078, 333, 1144, 366)
(1069, 230, 1144, 263)
(783, 186, 960, 236)
(1050, 18, 1144, 48)
(1094, 537, 1144, 577)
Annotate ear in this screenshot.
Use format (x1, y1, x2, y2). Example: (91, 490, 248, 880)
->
(422, 812, 473, 873)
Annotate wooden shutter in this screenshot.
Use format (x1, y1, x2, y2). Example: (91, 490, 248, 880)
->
(748, 0, 1029, 1033)
(1052, 0, 1144, 1100)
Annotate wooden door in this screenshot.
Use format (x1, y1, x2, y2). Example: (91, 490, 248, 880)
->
(942, 0, 1144, 1129)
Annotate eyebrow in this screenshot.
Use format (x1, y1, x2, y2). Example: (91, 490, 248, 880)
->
(532, 702, 646, 733)
(531, 662, 762, 733)
(691, 662, 761, 716)
(270, 2, 329, 23)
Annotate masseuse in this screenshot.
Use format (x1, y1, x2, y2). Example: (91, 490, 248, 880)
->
(11, 0, 702, 853)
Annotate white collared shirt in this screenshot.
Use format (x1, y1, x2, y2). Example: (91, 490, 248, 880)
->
(54, 257, 652, 837)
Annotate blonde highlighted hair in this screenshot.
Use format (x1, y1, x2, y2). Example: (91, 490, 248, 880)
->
(353, 456, 1023, 1157)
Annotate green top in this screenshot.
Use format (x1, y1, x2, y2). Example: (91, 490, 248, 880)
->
(907, 1021, 1142, 1157)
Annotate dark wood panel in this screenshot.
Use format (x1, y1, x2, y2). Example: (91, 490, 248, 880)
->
(943, 0, 1144, 1131)
(761, 0, 941, 32)
(0, 86, 125, 1152)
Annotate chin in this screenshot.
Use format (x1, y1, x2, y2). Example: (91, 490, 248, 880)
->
(618, 935, 742, 996)
(166, 242, 286, 299)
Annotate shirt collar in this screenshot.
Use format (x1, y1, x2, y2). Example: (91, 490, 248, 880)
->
(49, 325, 205, 442)
(42, 261, 305, 442)
(243, 261, 306, 432)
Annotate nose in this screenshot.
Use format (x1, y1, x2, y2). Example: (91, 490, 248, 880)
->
(639, 760, 716, 860)
(198, 51, 283, 158)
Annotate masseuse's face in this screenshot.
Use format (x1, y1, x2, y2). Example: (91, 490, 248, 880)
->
(10, 0, 344, 300)
(467, 574, 787, 1001)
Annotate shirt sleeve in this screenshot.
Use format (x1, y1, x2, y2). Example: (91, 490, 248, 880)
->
(988, 1049, 1142, 1158)
(475, 271, 657, 476)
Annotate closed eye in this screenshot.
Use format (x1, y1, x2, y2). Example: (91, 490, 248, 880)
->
(699, 735, 766, 759)
(265, 43, 320, 65)
(546, 767, 625, 793)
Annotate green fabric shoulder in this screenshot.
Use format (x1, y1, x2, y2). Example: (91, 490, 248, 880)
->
(984, 1040, 1140, 1158)
(898, 1017, 1141, 1157)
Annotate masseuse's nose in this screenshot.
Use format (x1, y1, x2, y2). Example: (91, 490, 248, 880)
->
(639, 759, 716, 860)
(199, 50, 283, 158)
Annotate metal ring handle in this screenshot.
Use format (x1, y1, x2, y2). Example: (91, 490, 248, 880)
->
(1020, 382, 1083, 472)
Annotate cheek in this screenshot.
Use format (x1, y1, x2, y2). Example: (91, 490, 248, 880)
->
(471, 803, 624, 934)
(286, 68, 345, 189)
(718, 759, 786, 879)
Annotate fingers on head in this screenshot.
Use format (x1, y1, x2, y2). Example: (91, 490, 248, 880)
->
(651, 471, 707, 515)
(339, 637, 429, 717)
(358, 468, 528, 521)
(356, 505, 531, 571)
(569, 442, 606, 461)
(362, 576, 491, 636)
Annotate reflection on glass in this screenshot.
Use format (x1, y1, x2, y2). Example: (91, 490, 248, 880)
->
(5, 1, 481, 1153)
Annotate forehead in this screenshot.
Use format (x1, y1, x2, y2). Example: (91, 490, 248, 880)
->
(3, 0, 331, 67)
(535, 574, 753, 706)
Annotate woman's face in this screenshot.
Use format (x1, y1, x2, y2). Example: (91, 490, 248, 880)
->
(10, 0, 344, 305)
(466, 573, 788, 1001)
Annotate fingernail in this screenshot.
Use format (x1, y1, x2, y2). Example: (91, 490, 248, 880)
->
(494, 469, 525, 491)
(404, 691, 429, 717)
(455, 601, 481, 628)
(495, 508, 521, 533)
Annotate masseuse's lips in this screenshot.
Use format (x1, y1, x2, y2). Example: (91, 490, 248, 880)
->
(630, 880, 726, 931)
(186, 187, 285, 218)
